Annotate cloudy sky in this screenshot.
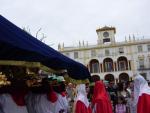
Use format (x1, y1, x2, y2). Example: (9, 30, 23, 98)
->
(0, 0, 150, 49)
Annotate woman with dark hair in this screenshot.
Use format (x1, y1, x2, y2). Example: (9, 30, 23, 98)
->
(118, 82, 130, 98)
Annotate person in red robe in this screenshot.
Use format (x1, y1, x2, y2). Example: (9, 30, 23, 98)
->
(74, 84, 92, 113)
(92, 81, 113, 113)
(134, 74, 150, 113)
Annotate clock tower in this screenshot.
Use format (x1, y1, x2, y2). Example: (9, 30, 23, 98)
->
(96, 26, 116, 45)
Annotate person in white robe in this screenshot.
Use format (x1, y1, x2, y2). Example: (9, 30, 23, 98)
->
(26, 78, 57, 113)
(26, 91, 56, 113)
(54, 93, 69, 113)
(134, 74, 150, 113)
(35, 94, 53, 113)
(0, 93, 28, 113)
(73, 84, 91, 113)
(25, 92, 37, 113)
(54, 77, 69, 113)
(0, 102, 3, 113)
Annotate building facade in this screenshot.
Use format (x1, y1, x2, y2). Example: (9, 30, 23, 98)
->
(59, 26, 150, 82)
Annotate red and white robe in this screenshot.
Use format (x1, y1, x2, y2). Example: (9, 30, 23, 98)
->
(74, 84, 92, 113)
(0, 93, 28, 113)
(134, 74, 150, 113)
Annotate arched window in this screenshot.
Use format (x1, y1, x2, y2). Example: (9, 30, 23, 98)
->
(103, 58, 114, 72)
(117, 56, 128, 71)
(89, 59, 100, 73)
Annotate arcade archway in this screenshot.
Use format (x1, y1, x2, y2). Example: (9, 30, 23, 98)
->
(105, 74, 115, 82)
(119, 73, 129, 82)
(89, 59, 100, 73)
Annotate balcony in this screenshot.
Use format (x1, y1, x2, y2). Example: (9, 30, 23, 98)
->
(138, 66, 150, 71)
(118, 66, 129, 71)
(105, 68, 114, 72)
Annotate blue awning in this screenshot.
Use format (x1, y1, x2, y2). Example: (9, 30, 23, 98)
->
(0, 15, 90, 80)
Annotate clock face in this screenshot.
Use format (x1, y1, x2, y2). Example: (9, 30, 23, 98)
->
(103, 32, 109, 38)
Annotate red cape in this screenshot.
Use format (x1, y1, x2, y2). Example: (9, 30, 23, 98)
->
(92, 81, 113, 113)
(11, 90, 27, 106)
(94, 100, 113, 113)
(137, 93, 150, 113)
(75, 100, 92, 113)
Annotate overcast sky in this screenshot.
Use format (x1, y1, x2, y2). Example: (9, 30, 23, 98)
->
(0, 0, 150, 49)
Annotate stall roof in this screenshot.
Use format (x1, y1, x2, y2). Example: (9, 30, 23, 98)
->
(0, 15, 90, 80)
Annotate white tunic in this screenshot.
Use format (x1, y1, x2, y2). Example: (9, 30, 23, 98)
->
(35, 94, 53, 113)
(25, 92, 37, 113)
(0, 100, 3, 113)
(0, 93, 28, 113)
(26, 93, 53, 113)
(0, 104, 3, 113)
(56, 94, 69, 113)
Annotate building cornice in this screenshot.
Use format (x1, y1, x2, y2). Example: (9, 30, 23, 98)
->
(60, 40, 150, 52)
(96, 26, 116, 34)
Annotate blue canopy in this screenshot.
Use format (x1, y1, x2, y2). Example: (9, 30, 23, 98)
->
(0, 15, 90, 80)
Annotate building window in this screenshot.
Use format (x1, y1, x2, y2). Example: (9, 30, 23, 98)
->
(139, 59, 144, 69)
(105, 49, 110, 56)
(91, 63, 100, 73)
(105, 62, 113, 72)
(119, 61, 126, 71)
(103, 38, 110, 43)
(119, 47, 124, 54)
(147, 45, 150, 52)
(137, 45, 143, 52)
(90, 60, 100, 73)
(74, 52, 78, 59)
(91, 50, 96, 57)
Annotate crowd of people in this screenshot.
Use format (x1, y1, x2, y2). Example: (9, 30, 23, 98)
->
(0, 74, 150, 113)
(66, 74, 150, 113)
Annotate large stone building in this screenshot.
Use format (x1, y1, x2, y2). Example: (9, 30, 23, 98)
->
(59, 26, 150, 82)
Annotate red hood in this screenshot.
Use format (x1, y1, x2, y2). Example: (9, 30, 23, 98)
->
(47, 86, 58, 103)
(92, 81, 110, 104)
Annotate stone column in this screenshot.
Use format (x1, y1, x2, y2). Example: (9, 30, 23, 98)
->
(128, 60, 130, 70)
(113, 62, 116, 71)
(102, 63, 104, 73)
(116, 61, 119, 71)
